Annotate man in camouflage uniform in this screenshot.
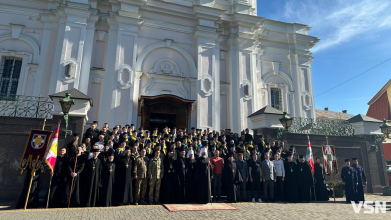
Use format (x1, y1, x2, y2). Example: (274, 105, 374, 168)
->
(148, 149, 164, 204)
(134, 148, 149, 205)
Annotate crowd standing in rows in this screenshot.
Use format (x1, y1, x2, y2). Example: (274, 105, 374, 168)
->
(17, 121, 367, 208)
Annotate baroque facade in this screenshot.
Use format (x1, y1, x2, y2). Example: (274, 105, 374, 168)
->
(0, 0, 318, 133)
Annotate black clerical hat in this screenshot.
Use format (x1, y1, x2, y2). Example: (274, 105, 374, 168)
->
(352, 158, 358, 160)
(91, 148, 99, 152)
(345, 159, 350, 162)
(93, 121, 98, 124)
(108, 149, 115, 156)
(167, 148, 174, 153)
(124, 146, 130, 151)
(299, 155, 305, 159)
(73, 133, 79, 137)
(191, 127, 195, 130)
(180, 145, 186, 152)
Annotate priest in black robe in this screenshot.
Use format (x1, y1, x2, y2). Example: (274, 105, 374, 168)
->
(48, 147, 68, 208)
(222, 152, 241, 203)
(83, 148, 101, 207)
(283, 153, 300, 203)
(352, 158, 367, 202)
(297, 155, 314, 202)
(115, 146, 134, 205)
(314, 157, 329, 201)
(160, 149, 176, 204)
(185, 150, 196, 203)
(16, 165, 44, 209)
(341, 159, 357, 203)
(194, 147, 213, 204)
(100, 149, 116, 207)
(174, 146, 187, 203)
(64, 146, 86, 207)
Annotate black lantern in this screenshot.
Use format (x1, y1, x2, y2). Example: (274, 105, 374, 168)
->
(380, 119, 391, 139)
(59, 93, 74, 138)
(279, 112, 293, 131)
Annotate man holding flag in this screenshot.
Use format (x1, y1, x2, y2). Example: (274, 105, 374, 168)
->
(45, 125, 68, 208)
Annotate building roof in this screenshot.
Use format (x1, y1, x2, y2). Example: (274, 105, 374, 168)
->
(368, 78, 391, 105)
(248, 105, 284, 118)
(347, 114, 382, 123)
(315, 109, 354, 120)
(49, 88, 93, 106)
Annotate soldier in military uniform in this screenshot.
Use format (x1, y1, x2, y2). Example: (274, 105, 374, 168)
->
(148, 150, 164, 204)
(134, 148, 149, 205)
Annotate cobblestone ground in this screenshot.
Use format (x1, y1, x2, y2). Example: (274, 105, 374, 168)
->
(1, 194, 390, 220)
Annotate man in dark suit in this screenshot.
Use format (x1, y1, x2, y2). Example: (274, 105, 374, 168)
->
(84, 121, 100, 144)
(235, 152, 248, 202)
(260, 151, 276, 202)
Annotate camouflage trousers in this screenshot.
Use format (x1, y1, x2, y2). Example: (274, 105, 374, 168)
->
(149, 178, 161, 203)
(135, 178, 148, 203)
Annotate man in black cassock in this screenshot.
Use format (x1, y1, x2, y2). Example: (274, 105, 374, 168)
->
(314, 157, 329, 201)
(352, 158, 367, 202)
(174, 145, 187, 203)
(115, 146, 134, 205)
(283, 153, 300, 203)
(341, 159, 357, 203)
(64, 146, 86, 207)
(83, 148, 101, 207)
(195, 147, 213, 204)
(160, 148, 176, 204)
(222, 152, 241, 203)
(84, 121, 100, 144)
(49, 147, 68, 208)
(100, 149, 116, 207)
(66, 133, 79, 158)
(297, 155, 314, 202)
(16, 165, 44, 209)
(185, 150, 196, 203)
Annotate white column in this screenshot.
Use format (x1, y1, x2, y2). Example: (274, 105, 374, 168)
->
(48, 18, 66, 95)
(33, 27, 52, 96)
(131, 71, 143, 124)
(79, 15, 98, 94)
(98, 18, 118, 125)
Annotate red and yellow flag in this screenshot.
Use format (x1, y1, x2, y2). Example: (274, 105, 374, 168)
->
(45, 125, 59, 175)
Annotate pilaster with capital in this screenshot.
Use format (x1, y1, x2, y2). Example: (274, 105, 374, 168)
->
(193, 6, 224, 131)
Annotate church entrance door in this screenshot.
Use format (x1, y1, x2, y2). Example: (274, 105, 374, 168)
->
(138, 95, 195, 131)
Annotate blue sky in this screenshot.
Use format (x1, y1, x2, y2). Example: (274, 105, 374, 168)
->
(257, 0, 391, 115)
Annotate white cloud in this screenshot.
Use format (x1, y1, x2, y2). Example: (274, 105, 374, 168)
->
(279, 0, 391, 53)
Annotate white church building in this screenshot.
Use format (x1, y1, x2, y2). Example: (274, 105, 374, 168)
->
(0, 0, 318, 133)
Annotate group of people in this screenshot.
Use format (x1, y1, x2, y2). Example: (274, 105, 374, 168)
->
(16, 121, 365, 209)
(341, 158, 367, 203)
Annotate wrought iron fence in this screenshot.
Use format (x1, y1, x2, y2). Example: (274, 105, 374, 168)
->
(276, 117, 355, 140)
(0, 93, 53, 119)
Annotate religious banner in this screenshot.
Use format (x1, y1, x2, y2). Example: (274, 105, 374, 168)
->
(45, 125, 60, 174)
(322, 145, 338, 174)
(19, 129, 53, 171)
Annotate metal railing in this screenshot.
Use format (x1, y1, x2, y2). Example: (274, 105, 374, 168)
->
(0, 94, 53, 119)
(276, 117, 355, 140)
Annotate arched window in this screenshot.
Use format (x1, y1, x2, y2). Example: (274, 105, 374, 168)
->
(270, 87, 282, 110)
(0, 56, 23, 98)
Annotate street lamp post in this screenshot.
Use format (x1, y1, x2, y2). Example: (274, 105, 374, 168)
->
(279, 112, 293, 131)
(380, 119, 391, 140)
(59, 92, 74, 138)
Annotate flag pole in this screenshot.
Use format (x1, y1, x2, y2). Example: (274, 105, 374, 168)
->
(67, 150, 78, 208)
(45, 120, 61, 208)
(326, 136, 336, 202)
(23, 167, 36, 210)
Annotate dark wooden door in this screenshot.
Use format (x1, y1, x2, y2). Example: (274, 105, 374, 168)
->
(176, 113, 188, 130)
(142, 111, 151, 131)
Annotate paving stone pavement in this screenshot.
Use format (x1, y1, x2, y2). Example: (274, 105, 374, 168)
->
(1, 194, 390, 220)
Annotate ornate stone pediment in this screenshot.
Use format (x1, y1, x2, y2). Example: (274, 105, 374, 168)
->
(150, 59, 183, 76)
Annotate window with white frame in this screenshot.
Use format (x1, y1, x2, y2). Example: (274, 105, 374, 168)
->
(270, 87, 282, 110)
(0, 56, 23, 96)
